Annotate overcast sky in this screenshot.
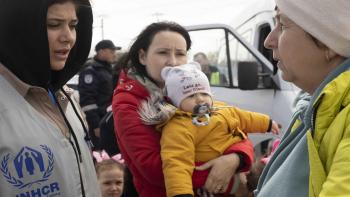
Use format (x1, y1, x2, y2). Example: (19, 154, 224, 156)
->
(88, 0, 262, 55)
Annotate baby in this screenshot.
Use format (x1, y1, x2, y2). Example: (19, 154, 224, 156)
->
(93, 150, 125, 197)
(159, 62, 279, 197)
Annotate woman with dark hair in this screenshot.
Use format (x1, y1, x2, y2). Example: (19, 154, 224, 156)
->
(0, 0, 100, 196)
(112, 21, 254, 197)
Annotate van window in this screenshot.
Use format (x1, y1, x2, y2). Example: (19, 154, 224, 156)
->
(258, 24, 277, 70)
(186, 24, 299, 153)
(190, 29, 229, 87)
(189, 28, 275, 89)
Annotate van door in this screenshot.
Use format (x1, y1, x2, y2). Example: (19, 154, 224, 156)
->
(186, 24, 298, 148)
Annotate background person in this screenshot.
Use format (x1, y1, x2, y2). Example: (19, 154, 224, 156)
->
(255, 0, 350, 196)
(193, 52, 227, 85)
(98, 51, 139, 196)
(0, 0, 101, 196)
(93, 150, 125, 197)
(98, 52, 129, 155)
(78, 39, 121, 149)
(112, 21, 255, 197)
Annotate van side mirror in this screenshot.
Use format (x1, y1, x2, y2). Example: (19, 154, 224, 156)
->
(238, 61, 259, 90)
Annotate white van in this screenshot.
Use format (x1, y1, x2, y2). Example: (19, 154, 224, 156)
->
(185, 1, 299, 153)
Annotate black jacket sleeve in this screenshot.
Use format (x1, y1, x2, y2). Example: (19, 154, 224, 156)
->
(78, 68, 101, 129)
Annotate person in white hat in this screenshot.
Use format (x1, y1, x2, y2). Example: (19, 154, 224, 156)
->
(139, 62, 280, 197)
(255, 0, 350, 197)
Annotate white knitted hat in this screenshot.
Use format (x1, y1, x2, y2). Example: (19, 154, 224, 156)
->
(161, 62, 212, 107)
(276, 0, 350, 57)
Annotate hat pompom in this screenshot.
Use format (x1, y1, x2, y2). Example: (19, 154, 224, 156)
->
(161, 66, 173, 81)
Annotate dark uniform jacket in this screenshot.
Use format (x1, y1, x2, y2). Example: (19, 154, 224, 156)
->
(78, 58, 113, 130)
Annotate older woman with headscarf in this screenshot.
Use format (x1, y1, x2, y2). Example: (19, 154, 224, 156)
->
(255, 0, 350, 197)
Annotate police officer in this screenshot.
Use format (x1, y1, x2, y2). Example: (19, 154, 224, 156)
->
(78, 40, 121, 149)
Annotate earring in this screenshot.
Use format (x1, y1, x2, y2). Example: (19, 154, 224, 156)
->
(325, 50, 330, 62)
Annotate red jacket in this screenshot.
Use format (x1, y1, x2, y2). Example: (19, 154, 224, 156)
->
(112, 71, 254, 197)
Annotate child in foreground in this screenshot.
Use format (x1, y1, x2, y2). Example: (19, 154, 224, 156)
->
(144, 62, 280, 197)
(93, 150, 125, 197)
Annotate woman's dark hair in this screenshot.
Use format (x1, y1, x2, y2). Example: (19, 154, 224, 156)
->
(122, 21, 192, 78)
(48, 0, 84, 12)
(48, 0, 79, 6)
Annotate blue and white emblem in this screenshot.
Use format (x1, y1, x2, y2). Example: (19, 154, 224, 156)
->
(1, 145, 54, 189)
(84, 74, 93, 84)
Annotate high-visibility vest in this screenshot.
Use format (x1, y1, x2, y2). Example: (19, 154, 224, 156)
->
(210, 72, 220, 85)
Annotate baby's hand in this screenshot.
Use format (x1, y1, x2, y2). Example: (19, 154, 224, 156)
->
(271, 121, 281, 135)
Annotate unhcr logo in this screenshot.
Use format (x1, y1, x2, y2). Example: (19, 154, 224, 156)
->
(1, 145, 60, 196)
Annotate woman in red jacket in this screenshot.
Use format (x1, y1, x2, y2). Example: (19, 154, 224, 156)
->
(112, 21, 254, 197)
